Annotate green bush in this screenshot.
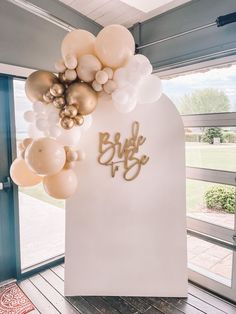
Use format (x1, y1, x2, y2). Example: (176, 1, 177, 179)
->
(185, 132, 202, 142)
(205, 186, 235, 214)
(201, 127, 223, 144)
(223, 132, 236, 143)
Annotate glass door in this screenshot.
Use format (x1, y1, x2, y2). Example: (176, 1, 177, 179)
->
(162, 61, 236, 301)
(13, 78, 65, 273)
(0, 75, 19, 283)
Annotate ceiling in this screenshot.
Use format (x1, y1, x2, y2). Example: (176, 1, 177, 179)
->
(59, 0, 191, 28)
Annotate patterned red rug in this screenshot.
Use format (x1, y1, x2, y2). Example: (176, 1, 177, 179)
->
(0, 283, 34, 314)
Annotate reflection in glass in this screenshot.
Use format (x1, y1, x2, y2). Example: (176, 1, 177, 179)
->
(13, 79, 65, 270)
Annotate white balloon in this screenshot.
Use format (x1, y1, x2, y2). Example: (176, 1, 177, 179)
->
(113, 67, 128, 88)
(114, 97, 137, 114)
(80, 115, 93, 132)
(112, 85, 136, 106)
(58, 126, 81, 148)
(24, 110, 35, 123)
(33, 101, 46, 113)
(49, 125, 62, 138)
(138, 74, 162, 104)
(27, 123, 44, 139)
(36, 118, 49, 131)
(48, 111, 60, 124)
(127, 54, 153, 77)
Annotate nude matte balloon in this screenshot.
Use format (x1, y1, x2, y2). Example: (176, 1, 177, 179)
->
(43, 169, 78, 199)
(10, 158, 42, 187)
(25, 138, 66, 175)
(61, 29, 95, 61)
(77, 54, 102, 82)
(25, 71, 58, 102)
(95, 24, 135, 68)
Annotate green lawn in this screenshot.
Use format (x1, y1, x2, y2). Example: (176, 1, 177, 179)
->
(186, 143, 236, 172)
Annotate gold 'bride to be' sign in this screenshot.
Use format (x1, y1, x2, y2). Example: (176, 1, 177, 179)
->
(98, 121, 149, 181)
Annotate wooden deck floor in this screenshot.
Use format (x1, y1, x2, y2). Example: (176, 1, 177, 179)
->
(18, 264, 236, 314)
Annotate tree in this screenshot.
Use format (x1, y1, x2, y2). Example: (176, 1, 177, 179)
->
(201, 127, 223, 144)
(179, 88, 230, 114)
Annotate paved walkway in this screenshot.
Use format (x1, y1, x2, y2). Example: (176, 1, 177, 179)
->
(19, 193, 65, 269)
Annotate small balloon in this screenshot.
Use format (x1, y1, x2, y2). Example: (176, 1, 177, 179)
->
(66, 150, 78, 162)
(43, 169, 78, 199)
(10, 158, 42, 187)
(36, 118, 49, 132)
(43, 90, 54, 103)
(50, 83, 64, 97)
(92, 80, 103, 92)
(55, 59, 66, 73)
(25, 138, 66, 175)
(74, 114, 84, 126)
(24, 111, 35, 123)
(103, 67, 113, 79)
(65, 69, 77, 81)
(60, 116, 75, 129)
(103, 80, 117, 94)
(33, 101, 46, 113)
(57, 126, 81, 148)
(49, 125, 62, 138)
(113, 67, 128, 88)
(53, 96, 66, 109)
(64, 54, 78, 69)
(27, 123, 44, 139)
(95, 70, 108, 85)
(64, 105, 78, 118)
(77, 54, 102, 82)
(48, 110, 60, 124)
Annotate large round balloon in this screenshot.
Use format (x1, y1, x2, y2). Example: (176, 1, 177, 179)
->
(95, 24, 135, 69)
(66, 82, 98, 115)
(43, 169, 78, 199)
(25, 71, 58, 102)
(61, 29, 95, 61)
(10, 158, 42, 187)
(25, 138, 66, 175)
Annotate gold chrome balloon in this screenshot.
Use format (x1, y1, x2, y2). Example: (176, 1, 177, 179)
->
(25, 70, 58, 102)
(43, 90, 54, 103)
(61, 116, 75, 129)
(59, 109, 66, 118)
(66, 82, 97, 115)
(50, 83, 65, 97)
(74, 114, 84, 126)
(64, 105, 78, 118)
(53, 96, 66, 109)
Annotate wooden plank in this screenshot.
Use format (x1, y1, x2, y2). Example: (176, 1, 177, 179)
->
(18, 279, 60, 314)
(188, 283, 236, 314)
(51, 265, 65, 280)
(144, 298, 185, 314)
(185, 294, 225, 314)
(121, 297, 152, 313)
(103, 296, 139, 314)
(67, 296, 102, 314)
(41, 269, 101, 314)
(162, 297, 204, 314)
(30, 274, 79, 314)
(83, 296, 121, 314)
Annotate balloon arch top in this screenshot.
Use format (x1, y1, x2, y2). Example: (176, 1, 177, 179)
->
(10, 25, 162, 199)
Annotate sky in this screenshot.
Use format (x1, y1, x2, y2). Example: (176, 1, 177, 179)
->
(14, 63, 236, 134)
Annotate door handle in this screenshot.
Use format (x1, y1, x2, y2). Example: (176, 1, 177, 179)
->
(0, 177, 12, 191)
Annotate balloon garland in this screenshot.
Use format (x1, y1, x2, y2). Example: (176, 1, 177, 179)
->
(10, 25, 162, 199)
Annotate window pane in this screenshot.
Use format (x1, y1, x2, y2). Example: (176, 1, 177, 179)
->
(187, 179, 235, 230)
(162, 64, 236, 115)
(185, 127, 236, 172)
(13, 79, 65, 270)
(188, 236, 233, 286)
